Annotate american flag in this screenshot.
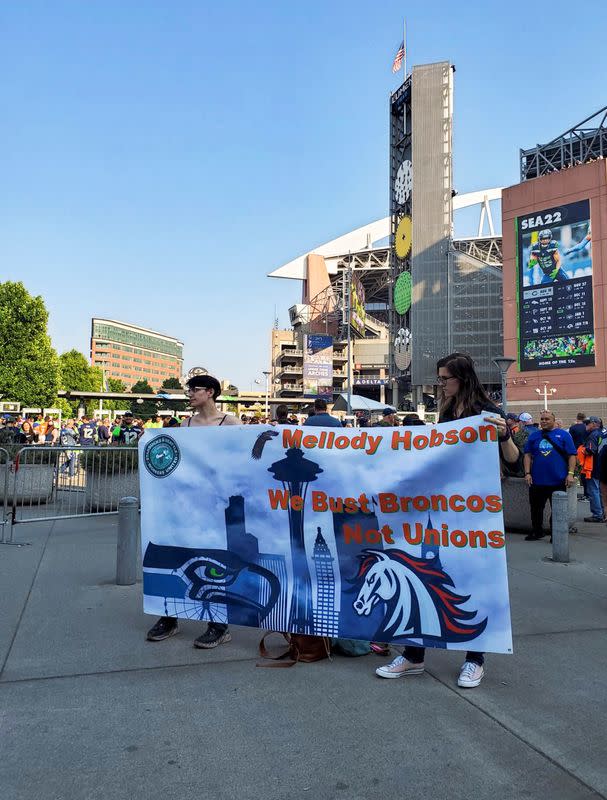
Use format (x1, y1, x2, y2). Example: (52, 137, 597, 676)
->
(392, 40, 405, 73)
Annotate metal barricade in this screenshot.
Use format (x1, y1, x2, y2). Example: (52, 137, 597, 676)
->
(0, 447, 10, 543)
(7, 446, 140, 536)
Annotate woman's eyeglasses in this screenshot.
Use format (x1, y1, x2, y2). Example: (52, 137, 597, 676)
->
(436, 375, 457, 386)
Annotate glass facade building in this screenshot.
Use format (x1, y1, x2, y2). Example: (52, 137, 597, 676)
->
(90, 318, 183, 389)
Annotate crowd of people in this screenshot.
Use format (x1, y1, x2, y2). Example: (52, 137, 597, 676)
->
(0, 411, 185, 448)
(523, 334, 594, 360)
(505, 408, 607, 536)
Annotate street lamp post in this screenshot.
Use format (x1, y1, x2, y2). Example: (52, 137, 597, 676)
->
(535, 382, 556, 410)
(263, 371, 271, 419)
(492, 357, 516, 414)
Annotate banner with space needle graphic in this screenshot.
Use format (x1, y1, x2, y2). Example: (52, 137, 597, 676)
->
(139, 417, 513, 653)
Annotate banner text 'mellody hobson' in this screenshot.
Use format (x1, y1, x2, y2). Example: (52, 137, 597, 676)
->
(281, 424, 497, 455)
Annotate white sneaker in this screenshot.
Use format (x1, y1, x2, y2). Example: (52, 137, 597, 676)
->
(375, 655, 425, 679)
(457, 661, 484, 688)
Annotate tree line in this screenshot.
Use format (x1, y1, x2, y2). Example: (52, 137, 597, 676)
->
(0, 281, 186, 417)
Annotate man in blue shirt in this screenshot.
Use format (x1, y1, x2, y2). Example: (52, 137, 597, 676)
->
(97, 418, 111, 445)
(303, 398, 343, 427)
(78, 417, 98, 446)
(523, 410, 576, 540)
(568, 412, 590, 499)
(568, 412, 588, 449)
(583, 416, 606, 522)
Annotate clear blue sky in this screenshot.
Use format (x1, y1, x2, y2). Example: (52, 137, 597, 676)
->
(1, 1, 606, 389)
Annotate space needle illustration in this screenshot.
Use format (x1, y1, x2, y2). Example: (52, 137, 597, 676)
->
(267, 447, 323, 634)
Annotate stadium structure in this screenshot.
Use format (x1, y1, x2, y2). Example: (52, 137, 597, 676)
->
(267, 51, 607, 420)
(520, 104, 607, 181)
(269, 63, 507, 411)
(268, 187, 503, 408)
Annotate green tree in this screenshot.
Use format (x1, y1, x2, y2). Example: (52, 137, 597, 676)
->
(161, 377, 183, 391)
(131, 379, 158, 419)
(159, 376, 187, 413)
(59, 350, 102, 415)
(90, 366, 104, 392)
(52, 397, 74, 418)
(59, 350, 96, 392)
(108, 378, 126, 393)
(95, 377, 126, 413)
(0, 281, 60, 407)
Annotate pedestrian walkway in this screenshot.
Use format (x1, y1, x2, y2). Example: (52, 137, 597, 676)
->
(1, 516, 606, 800)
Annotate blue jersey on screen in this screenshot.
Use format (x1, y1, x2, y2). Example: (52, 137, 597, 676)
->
(524, 428, 576, 485)
(530, 242, 559, 277)
(79, 422, 97, 445)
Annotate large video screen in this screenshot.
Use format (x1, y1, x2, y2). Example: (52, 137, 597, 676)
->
(303, 335, 333, 398)
(516, 199, 594, 370)
(350, 275, 366, 336)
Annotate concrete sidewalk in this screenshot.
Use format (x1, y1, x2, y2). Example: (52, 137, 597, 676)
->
(1, 515, 606, 800)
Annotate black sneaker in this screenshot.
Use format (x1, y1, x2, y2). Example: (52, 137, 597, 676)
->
(146, 616, 178, 641)
(524, 532, 545, 541)
(193, 625, 232, 649)
(583, 516, 605, 523)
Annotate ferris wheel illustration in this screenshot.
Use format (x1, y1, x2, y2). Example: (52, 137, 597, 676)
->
(163, 594, 228, 624)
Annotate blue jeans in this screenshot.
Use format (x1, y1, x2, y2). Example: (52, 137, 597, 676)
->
(59, 452, 77, 477)
(586, 477, 603, 519)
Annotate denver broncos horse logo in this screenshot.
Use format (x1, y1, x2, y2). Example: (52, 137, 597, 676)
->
(352, 549, 487, 642)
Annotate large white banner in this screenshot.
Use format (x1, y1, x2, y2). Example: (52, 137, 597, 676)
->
(140, 416, 513, 654)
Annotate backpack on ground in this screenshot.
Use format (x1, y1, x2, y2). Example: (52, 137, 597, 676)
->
(331, 638, 373, 657)
(257, 632, 330, 667)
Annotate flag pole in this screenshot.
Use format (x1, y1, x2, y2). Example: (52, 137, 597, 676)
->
(403, 18, 407, 80)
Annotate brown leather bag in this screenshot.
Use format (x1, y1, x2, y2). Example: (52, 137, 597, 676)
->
(256, 632, 331, 668)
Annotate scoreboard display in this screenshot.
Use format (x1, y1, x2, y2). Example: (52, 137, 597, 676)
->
(516, 199, 594, 370)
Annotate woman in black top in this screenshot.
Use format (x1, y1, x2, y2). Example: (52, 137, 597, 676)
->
(21, 420, 36, 445)
(376, 353, 519, 688)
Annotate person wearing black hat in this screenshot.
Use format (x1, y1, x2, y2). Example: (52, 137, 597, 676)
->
(0, 416, 26, 446)
(583, 416, 606, 522)
(375, 408, 398, 427)
(505, 412, 519, 434)
(146, 373, 240, 650)
(112, 411, 143, 445)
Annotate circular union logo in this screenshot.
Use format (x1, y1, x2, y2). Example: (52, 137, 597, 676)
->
(144, 435, 180, 478)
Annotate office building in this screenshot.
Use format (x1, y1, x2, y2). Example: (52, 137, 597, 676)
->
(90, 318, 183, 390)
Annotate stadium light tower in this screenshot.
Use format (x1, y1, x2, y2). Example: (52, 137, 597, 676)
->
(536, 382, 556, 411)
(492, 357, 516, 413)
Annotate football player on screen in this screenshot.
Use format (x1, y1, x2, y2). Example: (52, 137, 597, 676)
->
(564, 225, 591, 256)
(528, 229, 569, 283)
